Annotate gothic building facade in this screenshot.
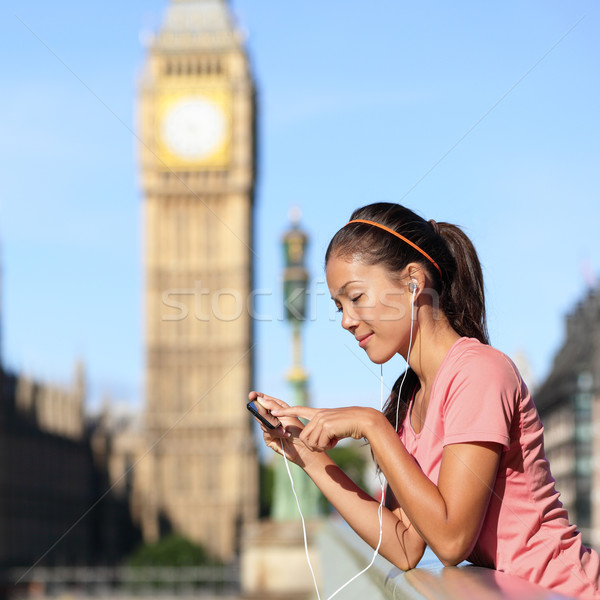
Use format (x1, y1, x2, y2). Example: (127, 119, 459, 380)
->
(0, 364, 140, 569)
(534, 285, 600, 546)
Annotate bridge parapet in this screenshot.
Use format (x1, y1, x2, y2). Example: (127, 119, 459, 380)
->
(319, 521, 574, 599)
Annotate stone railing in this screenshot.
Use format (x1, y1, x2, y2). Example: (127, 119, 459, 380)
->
(2, 522, 577, 599)
(2, 565, 240, 598)
(319, 520, 575, 599)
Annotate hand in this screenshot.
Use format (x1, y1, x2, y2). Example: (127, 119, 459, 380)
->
(271, 405, 382, 452)
(247, 391, 307, 466)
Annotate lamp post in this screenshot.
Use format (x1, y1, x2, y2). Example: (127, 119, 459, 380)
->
(271, 209, 320, 520)
(283, 209, 309, 396)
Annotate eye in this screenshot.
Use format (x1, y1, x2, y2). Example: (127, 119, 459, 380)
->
(350, 294, 363, 304)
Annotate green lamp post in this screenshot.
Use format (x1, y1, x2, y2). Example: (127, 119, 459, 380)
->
(271, 209, 321, 521)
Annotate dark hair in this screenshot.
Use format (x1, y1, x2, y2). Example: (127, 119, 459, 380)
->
(325, 202, 489, 429)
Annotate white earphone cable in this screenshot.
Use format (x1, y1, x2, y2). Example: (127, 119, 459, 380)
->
(395, 286, 417, 431)
(280, 441, 322, 600)
(281, 285, 417, 598)
(280, 373, 386, 600)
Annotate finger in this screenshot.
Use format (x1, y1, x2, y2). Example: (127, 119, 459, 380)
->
(271, 406, 318, 420)
(299, 422, 334, 453)
(264, 433, 295, 459)
(328, 437, 340, 450)
(258, 421, 290, 437)
(271, 425, 291, 438)
(256, 396, 289, 410)
(249, 391, 282, 403)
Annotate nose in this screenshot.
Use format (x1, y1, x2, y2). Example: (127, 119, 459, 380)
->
(341, 308, 359, 332)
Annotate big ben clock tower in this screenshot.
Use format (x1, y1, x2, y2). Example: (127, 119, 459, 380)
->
(137, 0, 258, 560)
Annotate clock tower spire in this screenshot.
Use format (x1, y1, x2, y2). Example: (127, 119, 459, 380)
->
(137, 0, 257, 560)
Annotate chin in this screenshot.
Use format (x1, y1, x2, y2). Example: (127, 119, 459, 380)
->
(365, 350, 395, 365)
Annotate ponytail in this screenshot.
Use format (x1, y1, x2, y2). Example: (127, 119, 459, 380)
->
(326, 202, 489, 430)
(435, 221, 489, 345)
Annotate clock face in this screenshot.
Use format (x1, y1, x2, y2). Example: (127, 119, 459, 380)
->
(160, 96, 227, 161)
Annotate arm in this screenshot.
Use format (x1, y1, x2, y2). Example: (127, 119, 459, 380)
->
(369, 416, 501, 565)
(270, 400, 502, 567)
(250, 393, 426, 569)
(301, 441, 427, 570)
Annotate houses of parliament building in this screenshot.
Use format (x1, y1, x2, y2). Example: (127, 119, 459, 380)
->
(0, 0, 258, 571)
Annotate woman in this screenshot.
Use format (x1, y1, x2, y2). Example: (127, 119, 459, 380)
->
(249, 202, 600, 598)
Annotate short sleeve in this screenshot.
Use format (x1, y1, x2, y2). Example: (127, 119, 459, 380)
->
(441, 348, 519, 449)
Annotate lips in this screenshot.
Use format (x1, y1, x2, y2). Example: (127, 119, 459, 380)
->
(357, 332, 374, 348)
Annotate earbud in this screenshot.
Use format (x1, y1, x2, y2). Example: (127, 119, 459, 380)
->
(408, 281, 418, 293)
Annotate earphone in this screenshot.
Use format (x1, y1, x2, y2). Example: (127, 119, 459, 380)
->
(281, 284, 418, 599)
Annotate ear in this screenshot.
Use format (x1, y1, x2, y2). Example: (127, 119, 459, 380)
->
(406, 263, 427, 296)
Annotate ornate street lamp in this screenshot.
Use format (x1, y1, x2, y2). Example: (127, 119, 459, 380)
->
(272, 208, 320, 520)
(282, 209, 309, 390)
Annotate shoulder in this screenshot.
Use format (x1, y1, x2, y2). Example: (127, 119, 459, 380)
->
(435, 338, 525, 420)
(435, 339, 523, 448)
(442, 338, 523, 391)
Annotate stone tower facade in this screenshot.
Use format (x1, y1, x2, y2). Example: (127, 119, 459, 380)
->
(137, 0, 258, 560)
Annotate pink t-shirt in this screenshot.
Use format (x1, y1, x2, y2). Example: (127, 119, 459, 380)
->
(399, 337, 600, 599)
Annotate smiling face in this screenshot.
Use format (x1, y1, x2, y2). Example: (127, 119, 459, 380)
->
(326, 254, 415, 364)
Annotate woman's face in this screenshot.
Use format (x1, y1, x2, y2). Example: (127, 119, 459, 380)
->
(326, 254, 414, 364)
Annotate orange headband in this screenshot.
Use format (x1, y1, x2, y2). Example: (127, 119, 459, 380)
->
(345, 219, 442, 276)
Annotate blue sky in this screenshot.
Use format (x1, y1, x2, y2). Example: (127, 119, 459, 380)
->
(1, 1, 598, 412)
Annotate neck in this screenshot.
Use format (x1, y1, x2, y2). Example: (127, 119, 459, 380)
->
(406, 311, 461, 389)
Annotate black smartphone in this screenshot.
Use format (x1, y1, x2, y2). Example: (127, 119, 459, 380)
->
(247, 400, 280, 430)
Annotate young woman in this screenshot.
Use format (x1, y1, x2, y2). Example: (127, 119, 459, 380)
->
(249, 202, 600, 598)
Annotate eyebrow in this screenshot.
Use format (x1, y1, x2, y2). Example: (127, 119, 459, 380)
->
(331, 280, 361, 300)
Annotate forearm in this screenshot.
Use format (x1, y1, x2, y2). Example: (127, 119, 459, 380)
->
(300, 449, 425, 570)
(260, 395, 497, 567)
(366, 417, 478, 564)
